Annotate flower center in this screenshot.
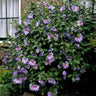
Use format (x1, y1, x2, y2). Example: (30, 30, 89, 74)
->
(25, 29, 29, 33)
(17, 79, 20, 81)
(31, 61, 34, 64)
(73, 7, 76, 10)
(33, 86, 37, 88)
(49, 54, 52, 57)
(77, 36, 80, 39)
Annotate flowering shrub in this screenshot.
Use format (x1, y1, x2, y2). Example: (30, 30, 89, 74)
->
(2, 0, 96, 96)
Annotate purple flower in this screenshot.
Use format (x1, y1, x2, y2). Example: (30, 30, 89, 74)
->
(48, 5, 55, 10)
(38, 79, 45, 86)
(36, 21, 40, 27)
(24, 19, 29, 25)
(60, 49, 65, 54)
(15, 46, 21, 51)
(14, 29, 17, 36)
(4, 68, 8, 70)
(22, 58, 28, 64)
(37, 2, 40, 4)
(13, 78, 22, 84)
(79, 15, 82, 18)
(66, 56, 72, 61)
(28, 60, 36, 66)
(43, 1, 47, 6)
(62, 61, 69, 69)
(71, 27, 74, 30)
(43, 18, 50, 24)
(47, 92, 54, 96)
(17, 66, 21, 70)
(77, 20, 83, 27)
(49, 57, 55, 64)
(50, 26, 56, 31)
(75, 44, 80, 47)
(28, 13, 34, 19)
(64, 76, 66, 80)
(45, 60, 49, 66)
(12, 71, 18, 76)
(74, 29, 78, 32)
(27, 64, 30, 69)
(48, 48, 54, 52)
(47, 34, 52, 40)
(20, 52, 23, 57)
(68, 7, 71, 10)
(40, 52, 44, 56)
(24, 27, 30, 35)
(21, 68, 28, 74)
(29, 84, 39, 91)
(15, 57, 20, 61)
(72, 5, 79, 11)
(22, 75, 27, 80)
(48, 78, 57, 85)
(33, 64, 38, 69)
(29, 83, 32, 88)
(62, 14, 66, 18)
(60, 6, 65, 12)
(24, 39, 28, 46)
(53, 34, 58, 41)
(2, 58, 7, 63)
(80, 69, 86, 73)
(62, 70, 67, 76)
(62, 32, 65, 36)
(73, 67, 76, 71)
(32, 54, 37, 58)
(66, 33, 71, 38)
(47, 53, 54, 59)
(36, 47, 40, 53)
(75, 75, 80, 81)
(5, 55, 8, 58)
(74, 34, 83, 42)
(78, 67, 80, 70)
(8, 52, 11, 55)
(57, 65, 61, 69)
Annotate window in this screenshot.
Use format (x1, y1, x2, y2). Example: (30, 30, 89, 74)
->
(0, 0, 20, 39)
(93, 0, 96, 14)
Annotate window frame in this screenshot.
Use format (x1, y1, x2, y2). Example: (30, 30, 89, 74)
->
(0, 0, 21, 40)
